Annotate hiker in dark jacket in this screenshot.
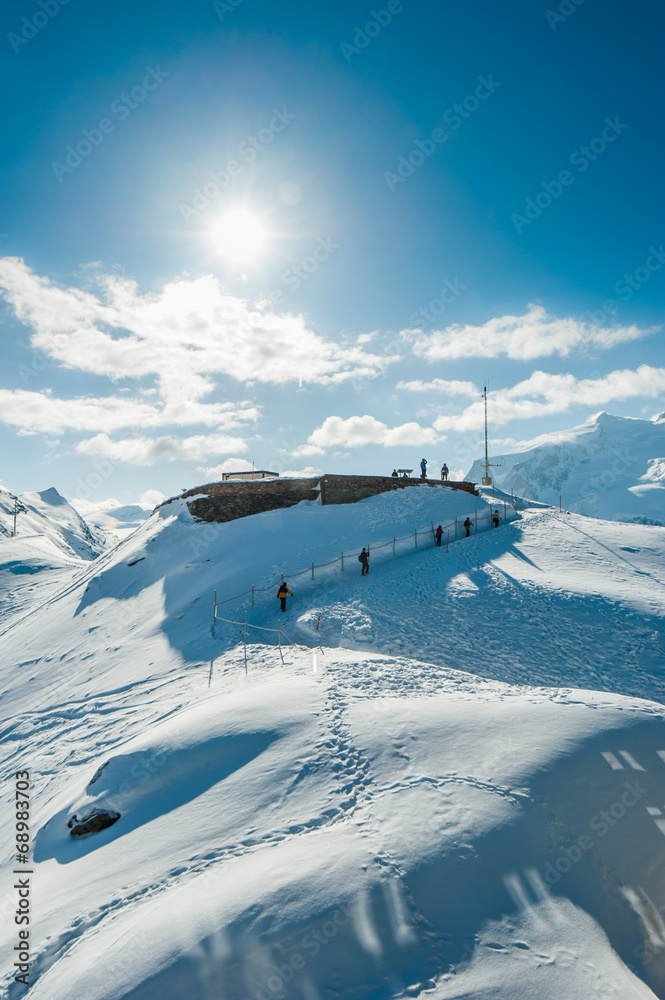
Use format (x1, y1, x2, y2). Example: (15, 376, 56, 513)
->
(492, 510, 500, 528)
(391, 469, 398, 477)
(441, 463, 449, 481)
(435, 524, 444, 546)
(277, 581, 293, 611)
(463, 516, 473, 538)
(358, 547, 370, 575)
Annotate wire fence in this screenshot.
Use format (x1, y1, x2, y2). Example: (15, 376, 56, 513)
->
(211, 610, 313, 668)
(212, 500, 516, 646)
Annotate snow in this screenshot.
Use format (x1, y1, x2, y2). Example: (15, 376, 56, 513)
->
(0, 486, 106, 560)
(0, 486, 108, 628)
(467, 411, 665, 525)
(1, 482, 665, 998)
(70, 498, 155, 543)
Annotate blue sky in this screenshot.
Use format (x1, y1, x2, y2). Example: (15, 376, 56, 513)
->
(0, 0, 663, 511)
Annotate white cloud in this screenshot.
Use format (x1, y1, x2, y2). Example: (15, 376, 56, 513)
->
(0, 388, 258, 435)
(139, 489, 166, 509)
(69, 496, 124, 517)
(292, 444, 326, 457)
(0, 258, 396, 403)
(433, 366, 665, 433)
(279, 466, 324, 478)
(407, 303, 656, 362)
(295, 415, 440, 454)
(71, 488, 166, 516)
(396, 378, 479, 395)
(76, 432, 248, 465)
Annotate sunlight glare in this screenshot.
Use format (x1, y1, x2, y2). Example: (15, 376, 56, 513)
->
(212, 209, 266, 262)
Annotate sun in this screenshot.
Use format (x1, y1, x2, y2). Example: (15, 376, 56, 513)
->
(212, 209, 266, 262)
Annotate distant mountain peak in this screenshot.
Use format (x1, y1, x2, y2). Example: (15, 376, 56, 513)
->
(467, 411, 665, 525)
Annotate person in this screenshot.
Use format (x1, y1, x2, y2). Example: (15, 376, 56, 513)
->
(463, 516, 472, 538)
(391, 469, 398, 477)
(435, 524, 443, 546)
(277, 581, 293, 611)
(358, 547, 370, 575)
(492, 510, 500, 528)
(420, 458, 427, 480)
(441, 463, 449, 481)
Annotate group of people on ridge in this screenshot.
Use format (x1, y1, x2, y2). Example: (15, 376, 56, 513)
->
(390, 460, 449, 481)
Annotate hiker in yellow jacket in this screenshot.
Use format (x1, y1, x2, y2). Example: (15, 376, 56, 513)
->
(277, 581, 293, 611)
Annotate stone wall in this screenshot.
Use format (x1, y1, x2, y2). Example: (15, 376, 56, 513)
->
(160, 473, 477, 524)
(174, 477, 320, 523)
(319, 474, 477, 505)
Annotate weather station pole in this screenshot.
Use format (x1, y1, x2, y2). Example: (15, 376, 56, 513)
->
(482, 386, 492, 487)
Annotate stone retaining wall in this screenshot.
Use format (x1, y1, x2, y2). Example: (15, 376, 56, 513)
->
(319, 474, 477, 505)
(160, 474, 477, 524)
(176, 477, 320, 523)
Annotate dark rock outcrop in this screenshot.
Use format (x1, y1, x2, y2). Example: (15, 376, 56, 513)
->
(68, 808, 120, 838)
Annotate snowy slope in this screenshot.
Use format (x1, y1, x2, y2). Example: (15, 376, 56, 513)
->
(0, 486, 107, 560)
(467, 411, 665, 525)
(1, 484, 665, 999)
(0, 486, 107, 627)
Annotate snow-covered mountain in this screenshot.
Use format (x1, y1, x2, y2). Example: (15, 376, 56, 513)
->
(467, 411, 665, 524)
(71, 499, 153, 542)
(2, 483, 665, 999)
(0, 486, 107, 561)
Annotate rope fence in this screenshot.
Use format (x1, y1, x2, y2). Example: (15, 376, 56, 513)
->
(212, 610, 312, 668)
(212, 500, 515, 646)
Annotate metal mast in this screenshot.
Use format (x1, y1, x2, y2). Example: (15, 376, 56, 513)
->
(482, 386, 492, 486)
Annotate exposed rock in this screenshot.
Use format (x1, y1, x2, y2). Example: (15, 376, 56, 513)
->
(68, 808, 120, 838)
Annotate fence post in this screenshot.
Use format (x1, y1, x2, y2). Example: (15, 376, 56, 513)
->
(415, 530, 418, 549)
(393, 537, 395, 555)
(311, 561, 314, 580)
(504, 501, 507, 521)
(244, 611, 248, 674)
(251, 585, 254, 606)
(475, 509, 477, 530)
(454, 517, 458, 539)
(277, 620, 284, 664)
(446, 530, 449, 552)
(212, 590, 217, 638)
(341, 552, 344, 572)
